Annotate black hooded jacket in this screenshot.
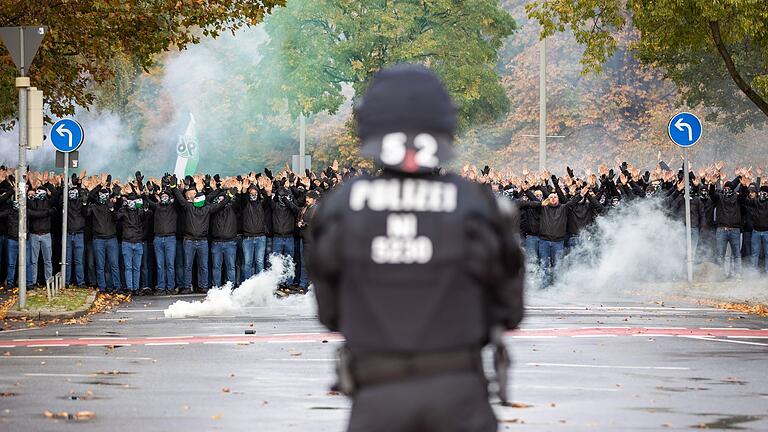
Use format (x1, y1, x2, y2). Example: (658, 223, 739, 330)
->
(86, 185, 118, 238)
(746, 195, 768, 231)
(210, 189, 239, 242)
(567, 193, 604, 235)
(145, 195, 179, 236)
(240, 189, 272, 237)
(27, 183, 58, 234)
(270, 186, 300, 236)
(0, 190, 21, 240)
(171, 187, 231, 240)
(60, 186, 88, 234)
(116, 204, 149, 243)
(710, 179, 746, 229)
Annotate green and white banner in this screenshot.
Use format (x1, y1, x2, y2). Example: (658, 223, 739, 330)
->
(174, 113, 199, 178)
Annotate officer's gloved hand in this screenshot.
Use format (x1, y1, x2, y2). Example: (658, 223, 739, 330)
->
(170, 175, 178, 188)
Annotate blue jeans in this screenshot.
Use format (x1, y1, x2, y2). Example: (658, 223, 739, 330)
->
(524, 235, 540, 261)
(175, 239, 185, 288)
(27, 233, 52, 286)
(538, 240, 565, 285)
(93, 237, 122, 291)
(272, 236, 295, 266)
(121, 241, 143, 291)
(211, 240, 237, 286)
(716, 228, 742, 275)
(242, 236, 267, 280)
(66, 233, 85, 286)
(751, 230, 768, 272)
(299, 240, 310, 289)
(140, 241, 151, 288)
(183, 239, 209, 290)
(6, 238, 19, 286)
(85, 238, 96, 286)
(154, 236, 176, 290)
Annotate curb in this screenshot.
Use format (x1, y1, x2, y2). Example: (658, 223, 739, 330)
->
(4, 292, 97, 320)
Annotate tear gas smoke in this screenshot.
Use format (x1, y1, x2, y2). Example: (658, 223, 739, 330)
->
(164, 254, 311, 318)
(525, 198, 688, 297)
(0, 110, 133, 173)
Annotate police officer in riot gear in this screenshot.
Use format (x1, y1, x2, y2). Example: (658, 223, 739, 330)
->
(307, 65, 525, 432)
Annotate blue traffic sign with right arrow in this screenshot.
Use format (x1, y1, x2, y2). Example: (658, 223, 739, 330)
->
(50, 119, 84, 153)
(667, 112, 702, 148)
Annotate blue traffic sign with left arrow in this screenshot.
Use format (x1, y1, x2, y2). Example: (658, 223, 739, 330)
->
(667, 112, 702, 148)
(50, 119, 84, 153)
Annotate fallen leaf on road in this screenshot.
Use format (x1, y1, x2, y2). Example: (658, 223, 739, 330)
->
(3, 352, 10, 356)
(327, 391, 340, 396)
(500, 419, 520, 423)
(290, 352, 302, 357)
(75, 411, 95, 420)
(212, 414, 222, 420)
(222, 387, 231, 393)
(506, 402, 531, 408)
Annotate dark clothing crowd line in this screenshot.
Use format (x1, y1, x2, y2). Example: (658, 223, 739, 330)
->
(462, 160, 768, 284)
(0, 166, 336, 295)
(0, 158, 763, 293)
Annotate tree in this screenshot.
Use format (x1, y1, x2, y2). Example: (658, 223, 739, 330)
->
(0, 0, 283, 129)
(526, 0, 768, 131)
(254, 0, 516, 131)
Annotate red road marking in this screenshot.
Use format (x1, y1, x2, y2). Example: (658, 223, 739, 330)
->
(1, 327, 768, 348)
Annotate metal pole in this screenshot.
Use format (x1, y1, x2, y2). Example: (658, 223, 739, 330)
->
(60, 152, 69, 289)
(299, 113, 306, 173)
(538, 37, 547, 171)
(684, 149, 693, 283)
(17, 27, 28, 308)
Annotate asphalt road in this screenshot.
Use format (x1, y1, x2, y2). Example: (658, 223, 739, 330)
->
(1, 290, 767, 431)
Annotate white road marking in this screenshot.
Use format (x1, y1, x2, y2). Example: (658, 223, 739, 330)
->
(27, 344, 66, 347)
(120, 309, 165, 313)
(13, 338, 63, 342)
(727, 336, 768, 339)
(145, 342, 190, 346)
(1, 355, 153, 360)
(631, 334, 673, 337)
(510, 336, 558, 339)
(98, 318, 133, 321)
(0, 345, 17, 348)
(271, 332, 327, 336)
(514, 384, 620, 392)
(0, 328, 41, 333)
(266, 340, 319, 344)
(526, 362, 689, 370)
(680, 336, 768, 347)
(24, 373, 97, 377)
(526, 306, 721, 311)
(203, 341, 242, 345)
(259, 358, 333, 362)
(700, 327, 750, 330)
(572, 335, 617, 338)
(146, 336, 194, 340)
(78, 337, 128, 340)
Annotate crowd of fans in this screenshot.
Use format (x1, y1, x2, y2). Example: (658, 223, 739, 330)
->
(0, 155, 764, 295)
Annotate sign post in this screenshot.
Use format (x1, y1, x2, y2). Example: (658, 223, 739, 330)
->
(667, 112, 703, 283)
(0, 26, 47, 308)
(50, 119, 84, 289)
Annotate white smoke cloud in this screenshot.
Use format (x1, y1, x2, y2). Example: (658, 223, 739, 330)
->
(0, 109, 133, 173)
(164, 254, 308, 318)
(526, 198, 688, 296)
